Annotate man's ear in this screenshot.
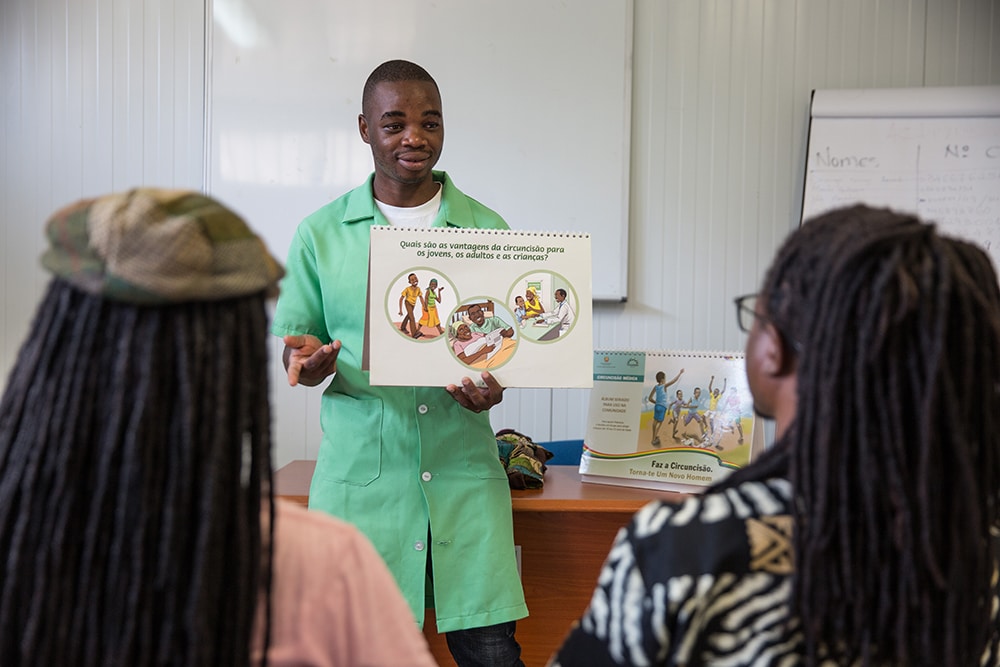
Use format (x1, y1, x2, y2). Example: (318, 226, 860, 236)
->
(358, 114, 371, 144)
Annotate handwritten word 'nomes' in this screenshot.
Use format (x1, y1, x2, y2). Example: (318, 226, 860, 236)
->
(814, 147, 878, 169)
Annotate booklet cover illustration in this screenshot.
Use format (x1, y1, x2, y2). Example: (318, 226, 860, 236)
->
(368, 226, 593, 388)
(580, 350, 761, 493)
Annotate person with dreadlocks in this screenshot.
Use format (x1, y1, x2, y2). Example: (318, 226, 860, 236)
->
(549, 204, 1000, 666)
(0, 189, 436, 667)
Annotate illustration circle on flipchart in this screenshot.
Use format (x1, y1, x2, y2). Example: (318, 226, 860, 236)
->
(445, 296, 520, 370)
(507, 269, 580, 343)
(383, 267, 459, 343)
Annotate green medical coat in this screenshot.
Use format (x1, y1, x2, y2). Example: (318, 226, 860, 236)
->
(271, 172, 528, 632)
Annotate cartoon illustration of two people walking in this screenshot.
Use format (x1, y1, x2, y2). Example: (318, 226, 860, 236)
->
(397, 273, 445, 340)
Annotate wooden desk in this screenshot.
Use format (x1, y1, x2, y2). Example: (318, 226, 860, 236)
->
(274, 461, 686, 667)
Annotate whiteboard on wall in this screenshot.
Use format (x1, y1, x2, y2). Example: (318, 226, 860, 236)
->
(206, 0, 633, 301)
(801, 86, 1000, 272)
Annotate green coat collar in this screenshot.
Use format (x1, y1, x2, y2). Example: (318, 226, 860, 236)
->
(341, 171, 476, 228)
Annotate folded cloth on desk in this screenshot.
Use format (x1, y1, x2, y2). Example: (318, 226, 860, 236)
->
(495, 429, 554, 490)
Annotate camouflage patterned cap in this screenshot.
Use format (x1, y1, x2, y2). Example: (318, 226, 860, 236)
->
(41, 188, 284, 304)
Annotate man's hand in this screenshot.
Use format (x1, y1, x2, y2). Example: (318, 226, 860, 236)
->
(447, 371, 505, 413)
(283, 334, 340, 387)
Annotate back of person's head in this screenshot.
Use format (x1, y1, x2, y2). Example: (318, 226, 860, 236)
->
(755, 204, 1000, 665)
(0, 189, 284, 666)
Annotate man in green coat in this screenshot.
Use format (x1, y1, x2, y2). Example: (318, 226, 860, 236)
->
(271, 59, 528, 666)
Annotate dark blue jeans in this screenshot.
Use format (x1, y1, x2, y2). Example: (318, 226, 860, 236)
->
(445, 620, 524, 666)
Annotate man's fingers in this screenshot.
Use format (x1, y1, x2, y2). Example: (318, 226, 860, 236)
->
(283, 333, 308, 349)
(479, 371, 505, 400)
(287, 361, 302, 387)
(303, 340, 340, 376)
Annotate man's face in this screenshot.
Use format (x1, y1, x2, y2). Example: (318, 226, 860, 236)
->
(408, 274, 418, 286)
(555, 291, 565, 303)
(467, 305, 485, 325)
(359, 80, 443, 190)
(693, 388, 701, 399)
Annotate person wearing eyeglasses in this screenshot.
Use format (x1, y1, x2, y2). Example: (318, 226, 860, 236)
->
(549, 204, 1000, 666)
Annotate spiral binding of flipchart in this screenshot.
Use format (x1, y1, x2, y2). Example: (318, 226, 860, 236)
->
(372, 227, 590, 238)
(597, 349, 743, 359)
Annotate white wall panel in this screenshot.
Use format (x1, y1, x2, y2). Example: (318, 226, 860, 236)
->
(926, 0, 1000, 85)
(0, 0, 205, 387)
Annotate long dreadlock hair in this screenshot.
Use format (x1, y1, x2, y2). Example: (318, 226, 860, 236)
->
(0, 279, 274, 666)
(726, 205, 1000, 665)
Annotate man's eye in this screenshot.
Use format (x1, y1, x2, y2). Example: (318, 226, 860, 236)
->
(424, 122, 440, 130)
(384, 124, 403, 132)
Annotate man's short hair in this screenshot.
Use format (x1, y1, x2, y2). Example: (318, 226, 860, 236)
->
(363, 59, 439, 117)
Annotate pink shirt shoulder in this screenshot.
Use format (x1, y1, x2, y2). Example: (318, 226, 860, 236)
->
(257, 500, 436, 667)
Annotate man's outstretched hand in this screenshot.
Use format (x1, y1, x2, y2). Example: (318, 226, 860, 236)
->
(283, 334, 341, 387)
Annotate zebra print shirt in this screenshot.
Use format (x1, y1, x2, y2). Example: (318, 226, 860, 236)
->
(550, 477, 1000, 666)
